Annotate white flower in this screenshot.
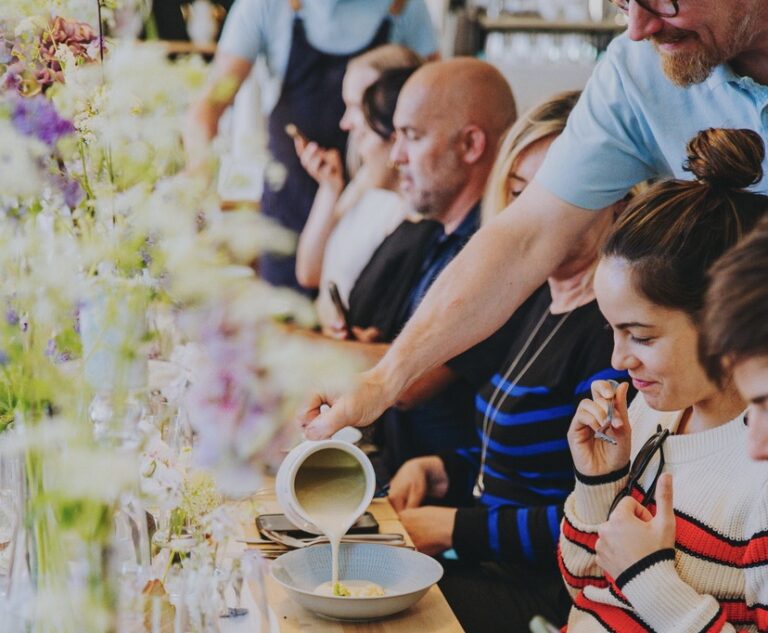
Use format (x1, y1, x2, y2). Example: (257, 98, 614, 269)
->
(200, 505, 238, 543)
(0, 119, 47, 201)
(203, 209, 296, 263)
(140, 459, 184, 510)
(47, 447, 139, 503)
(139, 434, 185, 510)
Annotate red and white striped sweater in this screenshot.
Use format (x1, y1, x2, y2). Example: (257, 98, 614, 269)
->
(559, 395, 768, 633)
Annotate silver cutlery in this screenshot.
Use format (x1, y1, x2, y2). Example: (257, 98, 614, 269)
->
(260, 529, 405, 549)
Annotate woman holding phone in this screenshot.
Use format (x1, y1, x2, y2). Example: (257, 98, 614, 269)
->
(293, 45, 420, 331)
(559, 128, 768, 632)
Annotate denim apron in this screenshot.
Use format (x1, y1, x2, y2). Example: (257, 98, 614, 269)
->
(259, 0, 395, 292)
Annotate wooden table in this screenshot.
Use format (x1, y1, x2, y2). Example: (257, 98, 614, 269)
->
(243, 489, 464, 632)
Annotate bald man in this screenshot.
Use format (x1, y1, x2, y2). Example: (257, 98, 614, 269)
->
(393, 58, 515, 227)
(334, 58, 516, 473)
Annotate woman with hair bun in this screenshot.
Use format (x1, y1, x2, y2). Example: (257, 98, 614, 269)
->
(558, 128, 768, 632)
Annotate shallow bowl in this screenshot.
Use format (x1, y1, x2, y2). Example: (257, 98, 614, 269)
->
(270, 543, 443, 621)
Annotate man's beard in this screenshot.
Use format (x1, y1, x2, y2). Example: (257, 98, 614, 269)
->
(657, 43, 719, 86)
(412, 176, 467, 219)
(404, 157, 467, 219)
(652, 14, 756, 87)
(413, 186, 461, 219)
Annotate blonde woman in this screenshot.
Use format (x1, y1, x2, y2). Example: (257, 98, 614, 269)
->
(481, 90, 581, 224)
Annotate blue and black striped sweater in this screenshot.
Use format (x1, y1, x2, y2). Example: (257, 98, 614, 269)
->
(442, 285, 628, 569)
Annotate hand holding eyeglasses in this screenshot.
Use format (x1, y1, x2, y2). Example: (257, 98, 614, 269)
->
(568, 380, 632, 478)
(595, 472, 676, 581)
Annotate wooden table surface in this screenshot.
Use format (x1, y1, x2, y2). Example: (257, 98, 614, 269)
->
(244, 489, 464, 632)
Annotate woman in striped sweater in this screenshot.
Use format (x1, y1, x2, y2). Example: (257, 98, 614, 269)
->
(386, 91, 628, 630)
(559, 128, 768, 633)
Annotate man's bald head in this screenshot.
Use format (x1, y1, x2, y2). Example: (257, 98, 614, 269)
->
(391, 58, 517, 220)
(401, 58, 516, 154)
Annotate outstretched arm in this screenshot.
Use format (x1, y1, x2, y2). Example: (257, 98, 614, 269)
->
(302, 182, 604, 438)
(183, 51, 254, 173)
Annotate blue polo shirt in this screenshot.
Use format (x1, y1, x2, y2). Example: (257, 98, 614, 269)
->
(536, 34, 768, 210)
(374, 205, 481, 472)
(218, 0, 437, 114)
(404, 205, 481, 320)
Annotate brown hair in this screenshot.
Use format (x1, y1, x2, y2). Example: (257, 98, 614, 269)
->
(603, 128, 768, 321)
(344, 44, 423, 180)
(347, 44, 422, 76)
(362, 66, 420, 140)
(703, 216, 768, 382)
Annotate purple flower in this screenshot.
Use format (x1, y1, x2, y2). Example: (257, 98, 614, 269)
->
(55, 174, 84, 208)
(1, 61, 26, 93)
(11, 95, 75, 146)
(86, 37, 106, 61)
(44, 338, 71, 364)
(73, 305, 82, 334)
(0, 34, 12, 65)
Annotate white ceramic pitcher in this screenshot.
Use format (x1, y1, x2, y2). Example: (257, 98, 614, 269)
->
(275, 439, 375, 536)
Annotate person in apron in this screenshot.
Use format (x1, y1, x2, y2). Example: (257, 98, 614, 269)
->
(259, 0, 407, 293)
(186, 0, 436, 290)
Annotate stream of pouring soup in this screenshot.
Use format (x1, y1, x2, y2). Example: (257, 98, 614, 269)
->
(293, 448, 367, 592)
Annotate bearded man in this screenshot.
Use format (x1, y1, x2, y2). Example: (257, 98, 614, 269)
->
(300, 0, 768, 446)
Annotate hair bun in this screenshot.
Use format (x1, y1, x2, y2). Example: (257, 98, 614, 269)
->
(685, 128, 764, 189)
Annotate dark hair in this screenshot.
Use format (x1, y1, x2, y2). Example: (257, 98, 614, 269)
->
(362, 66, 419, 140)
(703, 215, 768, 382)
(602, 128, 768, 321)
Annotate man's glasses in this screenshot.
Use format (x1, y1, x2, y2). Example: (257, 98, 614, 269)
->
(609, 0, 680, 18)
(608, 424, 670, 518)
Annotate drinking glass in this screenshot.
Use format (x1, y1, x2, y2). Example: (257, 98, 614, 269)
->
(0, 452, 23, 598)
(241, 550, 272, 632)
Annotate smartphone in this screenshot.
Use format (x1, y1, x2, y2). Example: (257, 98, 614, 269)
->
(256, 512, 379, 538)
(284, 123, 308, 145)
(328, 281, 351, 331)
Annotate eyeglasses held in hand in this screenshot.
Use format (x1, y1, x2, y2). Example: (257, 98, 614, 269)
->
(608, 424, 670, 518)
(609, 0, 680, 18)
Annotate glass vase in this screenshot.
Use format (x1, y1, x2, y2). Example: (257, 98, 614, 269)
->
(80, 279, 150, 448)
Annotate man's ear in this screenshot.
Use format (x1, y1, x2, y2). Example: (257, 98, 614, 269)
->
(458, 125, 487, 164)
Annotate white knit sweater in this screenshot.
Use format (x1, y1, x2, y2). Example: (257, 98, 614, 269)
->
(559, 394, 768, 633)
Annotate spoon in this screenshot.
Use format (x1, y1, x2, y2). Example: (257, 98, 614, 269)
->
(594, 379, 619, 445)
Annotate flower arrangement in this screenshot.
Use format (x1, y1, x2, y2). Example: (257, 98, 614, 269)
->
(0, 1, 361, 631)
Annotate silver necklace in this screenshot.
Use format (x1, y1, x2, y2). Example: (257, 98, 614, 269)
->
(473, 304, 573, 500)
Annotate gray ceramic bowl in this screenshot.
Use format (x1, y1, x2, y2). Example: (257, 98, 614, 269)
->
(270, 543, 444, 621)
